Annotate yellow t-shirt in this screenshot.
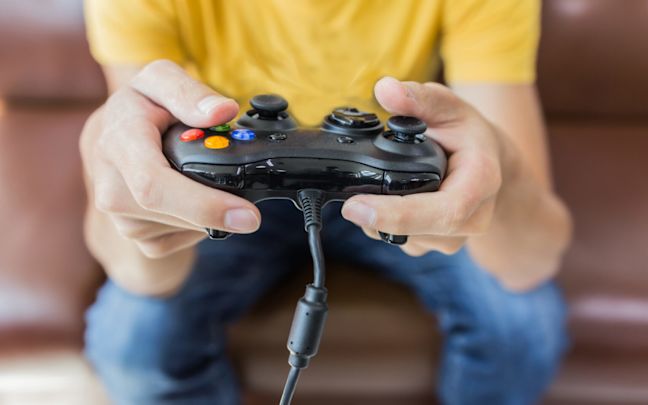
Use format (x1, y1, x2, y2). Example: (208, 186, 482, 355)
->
(85, 0, 539, 125)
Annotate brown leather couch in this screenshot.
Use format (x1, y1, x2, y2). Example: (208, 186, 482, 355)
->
(1, 1, 647, 404)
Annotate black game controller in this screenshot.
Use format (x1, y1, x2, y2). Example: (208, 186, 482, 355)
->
(162, 94, 447, 245)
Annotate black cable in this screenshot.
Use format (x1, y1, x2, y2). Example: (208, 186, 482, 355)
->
(299, 188, 325, 288)
(278, 189, 328, 405)
(307, 224, 325, 288)
(279, 366, 301, 405)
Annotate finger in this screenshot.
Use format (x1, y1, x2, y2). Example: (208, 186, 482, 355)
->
(130, 60, 239, 128)
(136, 230, 207, 259)
(110, 216, 203, 241)
(91, 155, 205, 231)
(99, 94, 261, 234)
(342, 149, 500, 236)
(361, 227, 381, 241)
(401, 235, 467, 256)
(374, 77, 472, 128)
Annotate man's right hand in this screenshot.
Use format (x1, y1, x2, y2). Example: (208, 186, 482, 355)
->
(80, 60, 261, 295)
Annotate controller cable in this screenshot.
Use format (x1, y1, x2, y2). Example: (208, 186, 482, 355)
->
(279, 189, 329, 405)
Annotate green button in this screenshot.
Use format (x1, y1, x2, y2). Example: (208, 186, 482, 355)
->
(209, 124, 231, 132)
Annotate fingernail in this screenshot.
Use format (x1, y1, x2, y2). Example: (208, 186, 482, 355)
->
(342, 202, 376, 227)
(198, 95, 228, 115)
(224, 209, 259, 232)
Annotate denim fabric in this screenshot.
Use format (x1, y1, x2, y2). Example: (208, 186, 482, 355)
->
(85, 200, 568, 405)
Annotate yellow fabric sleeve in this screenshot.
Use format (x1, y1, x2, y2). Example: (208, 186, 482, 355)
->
(441, 0, 541, 84)
(84, 0, 184, 66)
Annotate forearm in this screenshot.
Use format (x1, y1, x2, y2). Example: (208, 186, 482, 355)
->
(467, 134, 572, 291)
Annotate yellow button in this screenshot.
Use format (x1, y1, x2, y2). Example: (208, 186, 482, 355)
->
(204, 135, 230, 149)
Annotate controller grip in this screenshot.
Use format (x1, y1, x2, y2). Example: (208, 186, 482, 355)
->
(378, 232, 408, 245)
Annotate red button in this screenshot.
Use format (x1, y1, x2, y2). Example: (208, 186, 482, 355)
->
(180, 128, 205, 142)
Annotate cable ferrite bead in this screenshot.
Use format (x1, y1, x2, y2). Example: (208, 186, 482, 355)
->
(287, 284, 328, 369)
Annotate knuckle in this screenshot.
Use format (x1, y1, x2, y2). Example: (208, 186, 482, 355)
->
(444, 201, 471, 234)
(136, 231, 199, 259)
(104, 87, 133, 113)
(136, 237, 174, 259)
(112, 218, 151, 240)
(438, 239, 465, 255)
(478, 155, 503, 193)
(94, 186, 123, 214)
(402, 243, 428, 257)
(130, 172, 159, 210)
(79, 109, 103, 156)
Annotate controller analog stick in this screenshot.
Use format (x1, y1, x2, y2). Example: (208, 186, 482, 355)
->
(250, 94, 289, 119)
(387, 116, 427, 143)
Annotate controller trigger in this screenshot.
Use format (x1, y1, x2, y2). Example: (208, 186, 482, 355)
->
(206, 228, 232, 240)
(378, 232, 408, 245)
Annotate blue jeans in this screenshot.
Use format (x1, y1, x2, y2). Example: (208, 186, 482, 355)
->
(85, 200, 568, 405)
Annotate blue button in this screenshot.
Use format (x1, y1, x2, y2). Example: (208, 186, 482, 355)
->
(231, 129, 256, 141)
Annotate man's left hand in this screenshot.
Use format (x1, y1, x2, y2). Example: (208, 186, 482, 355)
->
(342, 77, 506, 257)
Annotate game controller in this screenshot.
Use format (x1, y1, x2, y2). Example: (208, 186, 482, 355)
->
(162, 94, 447, 245)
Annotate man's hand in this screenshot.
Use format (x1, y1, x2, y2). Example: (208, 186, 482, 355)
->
(342, 77, 571, 291)
(342, 77, 503, 256)
(80, 60, 261, 294)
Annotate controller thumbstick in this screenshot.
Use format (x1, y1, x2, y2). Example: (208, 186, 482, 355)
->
(250, 94, 289, 119)
(387, 116, 427, 143)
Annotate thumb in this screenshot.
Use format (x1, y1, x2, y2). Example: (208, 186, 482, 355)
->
(130, 59, 239, 129)
(374, 77, 470, 127)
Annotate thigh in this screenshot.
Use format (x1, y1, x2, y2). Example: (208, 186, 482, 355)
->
(85, 200, 308, 387)
(322, 205, 567, 333)
(185, 199, 309, 323)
